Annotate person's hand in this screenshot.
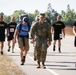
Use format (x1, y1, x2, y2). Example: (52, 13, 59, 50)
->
(63, 34, 65, 38)
(30, 39, 35, 44)
(47, 41, 51, 47)
(75, 33, 76, 36)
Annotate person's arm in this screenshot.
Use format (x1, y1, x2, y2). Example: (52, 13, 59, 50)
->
(13, 24, 19, 43)
(47, 25, 52, 46)
(5, 22, 8, 37)
(62, 22, 65, 38)
(62, 28, 65, 37)
(51, 23, 55, 34)
(30, 23, 36, 44)
(73, 26, 76, 36)
(13, 30, 19, 43)
(51, 26, 54, 34)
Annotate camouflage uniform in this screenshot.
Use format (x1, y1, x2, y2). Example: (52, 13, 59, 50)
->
(30, 21, 52, 62)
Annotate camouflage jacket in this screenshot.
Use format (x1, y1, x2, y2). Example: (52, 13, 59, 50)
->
(30, 21, 52, 42)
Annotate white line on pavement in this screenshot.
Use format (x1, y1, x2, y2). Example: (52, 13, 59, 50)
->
(16, 47, 59, 75)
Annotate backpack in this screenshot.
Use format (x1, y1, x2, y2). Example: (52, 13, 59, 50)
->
(19, 13, 31, 31)
(19, 13, 29, 22)
(18, 21, 30, 38)
(19, 22, 30, 33)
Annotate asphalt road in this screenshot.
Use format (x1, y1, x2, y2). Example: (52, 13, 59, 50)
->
(4, 36, 76, 75)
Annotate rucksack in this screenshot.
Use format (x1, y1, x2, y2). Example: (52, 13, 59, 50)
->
(19, 13, 29, 22)
(18, 23, 30, 38)
(18, 13, 31, 33)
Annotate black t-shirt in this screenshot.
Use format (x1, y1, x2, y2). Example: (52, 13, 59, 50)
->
(73, 21, 76, 27)
(52, 21, 65, 34)
(0, 21, 7, 35)
(73, 21, 76, 33)
(8, 22, 17, 34)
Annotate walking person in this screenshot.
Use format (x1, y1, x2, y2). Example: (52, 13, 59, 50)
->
(7, 16, 17, 53)
(73, 21, 76, 67)
(14, 17, 30, 65)
(0, 15, 7, 55)
(73, 21, 76, 47)
(52, 15, 65, 53)
(30, 13, 52, 68)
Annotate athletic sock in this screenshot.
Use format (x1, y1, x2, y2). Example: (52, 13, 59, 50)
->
(53, 46, 55, 51)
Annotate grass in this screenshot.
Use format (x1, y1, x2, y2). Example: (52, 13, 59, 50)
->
(0, 54, 23, 75)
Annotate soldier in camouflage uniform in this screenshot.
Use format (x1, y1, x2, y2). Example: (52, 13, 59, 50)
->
(30, 13, 52, 68)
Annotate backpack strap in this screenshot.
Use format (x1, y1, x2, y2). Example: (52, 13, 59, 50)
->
(27, 22, 30, 31)
(19, 23, 22, 33)
(18, 23, 29, 38)
(18, 23, 22, 37)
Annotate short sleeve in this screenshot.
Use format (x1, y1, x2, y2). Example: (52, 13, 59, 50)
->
(62, 22, 65, 28)
(73, 21, 76, 26)
(5, 22, 8, 28)
(16, 24, 20, 31)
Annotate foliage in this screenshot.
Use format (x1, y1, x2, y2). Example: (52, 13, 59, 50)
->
(12, 10, 26, 22)
(45, 3, 59, 24)
(61, 4, 76, 26)
(0, 4, 76, 26)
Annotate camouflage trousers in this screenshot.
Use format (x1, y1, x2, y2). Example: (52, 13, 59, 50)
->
(34, 39, 48, 62)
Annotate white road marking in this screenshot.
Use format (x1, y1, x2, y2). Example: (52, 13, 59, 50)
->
(16, 47, 59, 75)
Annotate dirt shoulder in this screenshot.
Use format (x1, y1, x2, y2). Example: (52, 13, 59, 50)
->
(0, 54, 23, 75)
(65, 26, 74, 35)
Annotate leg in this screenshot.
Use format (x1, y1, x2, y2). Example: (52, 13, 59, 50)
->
(12, 39, 15, 53)
(34, 48, 37, 61)
(74, 36, 76, 47)
(36, 48, 41, 68)
(37, 60, 40, 68)
(20, 49, 28, 65)
(1, 41, 4, 55)
(20, 47, 24, 65)
(20, 48, 29, 65)
(41, 51, 47, 69)
(23, 48, 28, 56)
(53, 40, 57, 51)
(18, 37, 25, 65)
(58, 40, 61, 53)
(8, 41, 11, 52)
(21, 38, 29, 65)
(20, 47, 24, 60)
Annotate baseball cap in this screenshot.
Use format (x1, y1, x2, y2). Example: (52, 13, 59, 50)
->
(23, 17, 28, 23)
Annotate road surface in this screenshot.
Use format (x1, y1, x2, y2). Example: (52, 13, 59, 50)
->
(4, 36, 76, 75)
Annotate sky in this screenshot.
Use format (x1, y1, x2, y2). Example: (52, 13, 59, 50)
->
(0, 0, 76, 16)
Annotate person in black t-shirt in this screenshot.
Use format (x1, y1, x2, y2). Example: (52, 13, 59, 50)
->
(52, 15, 65, 53)
(73, 21, 76, 47)
(7, 17, 17, 53)
(0, 15, 7, 55)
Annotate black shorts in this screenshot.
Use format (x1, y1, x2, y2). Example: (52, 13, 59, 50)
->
(74, 36, 76, 47)
(54, 33, 62, 40)
(7, 34, 14, 41)
(0, 35, 5, 42)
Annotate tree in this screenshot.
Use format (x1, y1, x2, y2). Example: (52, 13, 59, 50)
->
(5, 16, 11, 23)
(0, 12, 4, 16)
(61, 4, 76, 26)
(28, 13, 34, 24)
(12, 10, 26, 22)
(33, 10, 39, 17)
(46, 3, 59, 23)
